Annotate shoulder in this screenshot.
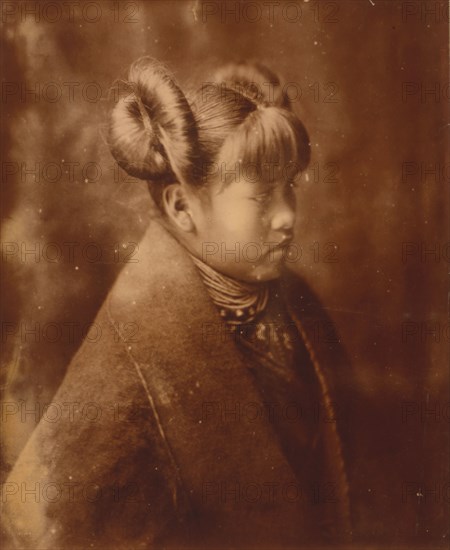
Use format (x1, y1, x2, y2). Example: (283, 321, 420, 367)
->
(280, 266, 356, 418)
(2, 292, 180, 547)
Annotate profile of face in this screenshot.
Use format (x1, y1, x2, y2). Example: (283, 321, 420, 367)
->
(183, 168, 299, 283)
(154, 69, 310, 283)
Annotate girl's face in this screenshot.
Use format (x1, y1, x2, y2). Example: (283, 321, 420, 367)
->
(189, 174, 298, 283)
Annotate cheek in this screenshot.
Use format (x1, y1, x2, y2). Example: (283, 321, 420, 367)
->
(218, 213, 267, 248)
(214, 204, 267, 241)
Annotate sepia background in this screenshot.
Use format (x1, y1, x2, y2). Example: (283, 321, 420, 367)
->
(1, 0, 448, 547)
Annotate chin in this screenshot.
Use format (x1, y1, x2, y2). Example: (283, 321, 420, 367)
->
(244, 263, 283, 283)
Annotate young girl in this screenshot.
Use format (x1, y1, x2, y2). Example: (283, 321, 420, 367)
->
(3, 58, 354, 549)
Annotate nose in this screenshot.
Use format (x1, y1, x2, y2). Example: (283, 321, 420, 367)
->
(270, 193, 296, 233)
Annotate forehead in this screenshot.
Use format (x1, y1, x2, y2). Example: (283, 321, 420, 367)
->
(210, 155, 301, 189)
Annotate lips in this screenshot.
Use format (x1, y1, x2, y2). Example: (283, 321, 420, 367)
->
(275, 239, 292, 250)
(272, 235, 293, 251)
(265, 239, 293, 258)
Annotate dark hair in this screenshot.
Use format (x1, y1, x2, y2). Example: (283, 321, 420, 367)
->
(107, 57, 310, 209)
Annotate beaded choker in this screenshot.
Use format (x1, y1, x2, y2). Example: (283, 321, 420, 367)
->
(190, 254, 269, 325)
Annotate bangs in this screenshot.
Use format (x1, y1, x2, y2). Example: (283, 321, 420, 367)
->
(216, 107, 310, 186)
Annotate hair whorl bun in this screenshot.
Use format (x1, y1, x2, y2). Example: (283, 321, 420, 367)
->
(108, 57, 200, 184)
(212, 61, 292, 109)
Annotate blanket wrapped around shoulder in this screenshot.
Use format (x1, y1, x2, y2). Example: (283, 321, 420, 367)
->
(2, 220, 355, 549)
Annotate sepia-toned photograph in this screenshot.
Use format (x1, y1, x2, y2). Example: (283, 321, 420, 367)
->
(1, 1, 448, 548)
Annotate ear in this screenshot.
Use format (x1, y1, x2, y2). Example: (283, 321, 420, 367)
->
(162, 183, 195, 233)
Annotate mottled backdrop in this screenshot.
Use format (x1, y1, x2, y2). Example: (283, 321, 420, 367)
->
(1, 0, 448, 547)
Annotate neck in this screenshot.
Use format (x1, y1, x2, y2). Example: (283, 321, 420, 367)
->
(189, 254, 270, 325)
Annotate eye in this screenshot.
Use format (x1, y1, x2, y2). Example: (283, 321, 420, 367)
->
(251, 192, 272, 204)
